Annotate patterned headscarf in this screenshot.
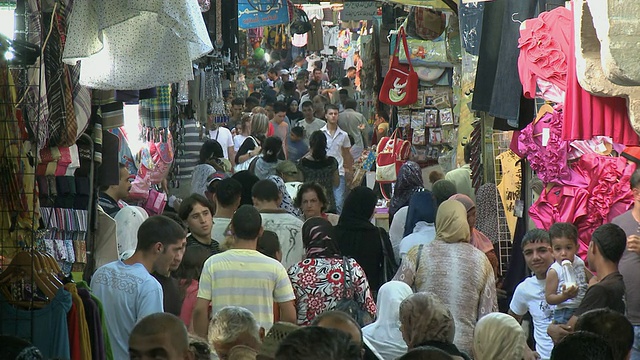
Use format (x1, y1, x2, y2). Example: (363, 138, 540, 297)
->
(399, 292, 456, 348)
(434, 200, 470, 244)
(268, 175, 303, 218)
(475, 183, 508, 244)
(390, 161, 424, 218)
(302, 217, 341, 258)
(473, 312, 525, 360)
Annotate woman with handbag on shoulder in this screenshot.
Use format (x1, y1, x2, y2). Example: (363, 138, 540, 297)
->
(287, 217, 376, 326)
(334, 187, 397, 296)
(234, 113, 269, 171)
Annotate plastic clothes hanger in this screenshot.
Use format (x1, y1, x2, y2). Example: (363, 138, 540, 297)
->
(534, 104, 554, 125)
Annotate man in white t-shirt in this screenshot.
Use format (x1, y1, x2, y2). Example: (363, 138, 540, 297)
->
(252, 180, 304, 269)
(297, 101, 326, 145)
(209, 124, 236, 166)
(509, 229, 555, 360)
(321, 104, 352, 214)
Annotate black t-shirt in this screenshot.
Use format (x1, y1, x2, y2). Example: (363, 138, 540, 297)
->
(186, 234, 220, 256)
(574, 271, 625, 317)
(151, 272, 181, 316)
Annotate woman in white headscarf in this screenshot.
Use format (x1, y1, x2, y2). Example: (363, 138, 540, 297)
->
(115, 206, 149, 260)
(362, 281, 413, 360)
(473, 312, 525, 360)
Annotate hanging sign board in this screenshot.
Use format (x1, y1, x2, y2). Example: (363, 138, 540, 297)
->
(341, 1, 378, 21)
(238, 0, 290, 29)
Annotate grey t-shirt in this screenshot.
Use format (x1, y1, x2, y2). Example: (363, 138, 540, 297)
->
(612, 209, 640, 324)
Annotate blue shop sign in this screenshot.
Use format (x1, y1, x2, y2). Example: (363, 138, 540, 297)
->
(238, 0, 290, 29)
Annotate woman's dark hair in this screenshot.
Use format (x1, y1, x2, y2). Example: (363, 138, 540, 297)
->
(262, 136, 283, 162)
(199, 139, 224, 164)
(173, 247, 210, 302)
(309, 130, 327, 159)
(294, 182, 328, 212)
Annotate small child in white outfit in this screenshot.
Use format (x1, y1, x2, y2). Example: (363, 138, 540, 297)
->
(544, 222, 592, 324)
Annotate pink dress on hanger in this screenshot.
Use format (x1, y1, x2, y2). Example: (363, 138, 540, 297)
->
(563, 1, 639, 145)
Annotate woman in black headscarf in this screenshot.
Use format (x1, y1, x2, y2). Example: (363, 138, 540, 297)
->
(334, 187, 395, 294)
(287, 217, 376, 325)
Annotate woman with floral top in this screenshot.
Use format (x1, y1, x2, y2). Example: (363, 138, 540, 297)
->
(287, 217, 376, 325)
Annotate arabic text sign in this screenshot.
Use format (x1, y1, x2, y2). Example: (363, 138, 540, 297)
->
(341, 1, 377, 21)
(238, 0, 290, 29)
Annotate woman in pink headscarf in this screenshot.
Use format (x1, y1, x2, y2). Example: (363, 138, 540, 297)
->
(449, 194, 499, 277)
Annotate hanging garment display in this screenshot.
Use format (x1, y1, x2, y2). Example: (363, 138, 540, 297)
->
(496, 150, 522, 239)
(62, 0, 213, 89)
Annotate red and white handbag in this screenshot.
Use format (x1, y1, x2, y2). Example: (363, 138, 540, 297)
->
(376, 128, 411, 184)
(379, 27, 419, 107)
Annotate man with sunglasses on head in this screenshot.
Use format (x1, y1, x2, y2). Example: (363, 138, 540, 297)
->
(508, 229, 555, 360)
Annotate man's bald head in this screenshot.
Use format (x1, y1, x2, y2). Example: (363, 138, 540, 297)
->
(129, 313, 190, 360)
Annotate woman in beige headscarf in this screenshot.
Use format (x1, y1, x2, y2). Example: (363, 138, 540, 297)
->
(399, 292, 469, 360)
(473, 312, 525, 360)
(394, 199, 497, 355)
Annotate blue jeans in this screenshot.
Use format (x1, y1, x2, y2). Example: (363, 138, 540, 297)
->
(334, 175, 346, 214)
(553, 307, 575, 324)
(631, 326, 640, 360)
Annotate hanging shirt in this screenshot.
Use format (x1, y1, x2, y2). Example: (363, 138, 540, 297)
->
(292, 33, 308, 47)
(307, 19, 324, 52)
(0, 287, 72, 359)
(496, 150, 522, 238)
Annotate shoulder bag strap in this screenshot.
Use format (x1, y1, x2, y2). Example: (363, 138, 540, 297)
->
(399, 26, 414, 71)
(378, 227, 397, 267)
(341, 256, 352, 297)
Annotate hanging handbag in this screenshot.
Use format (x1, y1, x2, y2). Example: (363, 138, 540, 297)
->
(334, 257, 371, 327)
(376, 128, 411, 184)
(379, 27, 419, 107)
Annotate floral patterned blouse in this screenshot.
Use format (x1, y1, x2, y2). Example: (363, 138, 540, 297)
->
(287, 257, 377, 325)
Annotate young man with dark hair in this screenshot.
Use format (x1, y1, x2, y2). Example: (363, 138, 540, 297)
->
(296, 100, 326, 144)
(245, 96, 260, 112)
(271, 101, 290, 153)
(192, 205, 296, 338)
(550, 331, 614, 360)
(211, 178, 243, 244)
(338, 98, 368, 160)
(98, 163, 131, 217)
(91, 215, 187, 360)
(548, 223, 627, 343)
(298, 81, 320, 111)
(445, 142, 475, 201)
(286, 126, 308, 162)
(575, 308, 634, 360)
(275, 326, 362, 360)
(178, 194, 219, 255)
(612, 169, 640, 360)
(129, 313, 191, 360)
(509, 229, 555, 360)
(322, 104, 353, 214)
(229, 98, 245, 130)
(252, 180, 304, 268)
